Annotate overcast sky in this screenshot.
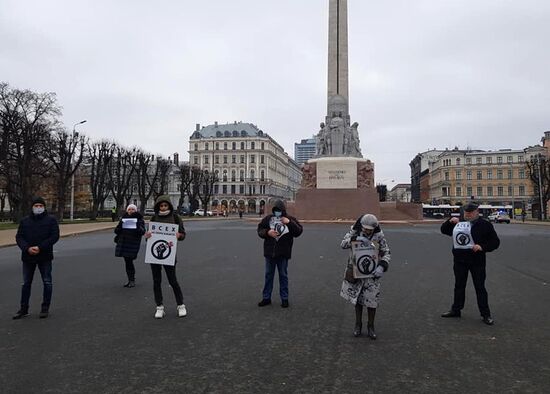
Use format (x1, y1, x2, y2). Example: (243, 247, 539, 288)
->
(1, 0, 549, 186)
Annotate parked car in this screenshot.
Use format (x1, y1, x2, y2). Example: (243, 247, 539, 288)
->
(488, 211, 510, 224)
(144, 208, 155, 216)
(193, 209, 213, 217)
(179, 207, 191, 216)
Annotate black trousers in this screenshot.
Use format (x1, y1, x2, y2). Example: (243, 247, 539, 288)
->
(150, 263, 184, 306)
(124, 257, 135, 281)
(451, 259, 490, 317)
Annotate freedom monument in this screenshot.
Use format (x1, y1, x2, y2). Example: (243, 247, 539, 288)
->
(291, 0, 380, 220)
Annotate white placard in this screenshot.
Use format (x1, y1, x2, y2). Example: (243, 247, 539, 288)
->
(269, 217, 289, 241)
(452, 221, 475, 249)
(351, 240, 379, 278)
(145, 221, 178, 266)
(122, 218, 137, 229)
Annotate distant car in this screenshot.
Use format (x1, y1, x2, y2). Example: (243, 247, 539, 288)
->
(488, 212, 510, 224)
(193, 209, 212, 217)
(179, 207, 191, 216)
(432, 212, 445, 218)
(144, 208, 155, 216)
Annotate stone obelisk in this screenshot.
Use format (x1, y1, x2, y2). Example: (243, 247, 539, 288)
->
(290, 0, 379, 220)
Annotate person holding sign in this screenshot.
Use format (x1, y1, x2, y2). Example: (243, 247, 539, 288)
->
(144, 195, 186, 319)
(340, 214, 391, 339)
(114, 204, 146, 288)
(440, 201, 500, 325)
(257, 199, 303, 308)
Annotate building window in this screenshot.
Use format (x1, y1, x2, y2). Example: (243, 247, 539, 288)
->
(260, 170, 265, 181)
(477, 186, 483, 197)
(214, 185, 219, 194)
(497, 169, 503, 179)
(239, 185, 245, 194)
(487, 186, 493, 196)
(232, 155, 236, 164)
(250, 155, 255, 164)
(518, 155, 524, 163)
(519, 169, 525, 179)
(497, 156, 502, 164)
(467, 186, 472, 197)
(260, 155, 265, 164)
(215, 142, 219, 150)
(241, 142, 245, 150)
(215, 155, 219, 164)
(456, 158, 461, 165)
(222, 185, 227, 194)
(231, 170, 236, 182)
(476, 157, 482, 164)
(508, 186, 513, 196)
(466, 158, 472, 165)
(486, 157, 492, 164)
(223, 155, 228, 164)
(456, 186, 462, 196)
(442, 187, 449, 197)
(204, 156, 209, 164)
(477, 171, 482, 180)
(232, 142, 236, 150)
(519, 185, 525, 195)
(507, 155, 513, 163)
(250, 170, 255, 181)
(497, 186, 504, 196)
(223, 170, 228, 182)
(231, 185, 236, 194)
(251, 142, 255, 150)
(456, 170, 462, 180)
(508, 169, 513, 179)
(467, 170, 472, 180)
(444, 171, 449, 181)
(204, 142, 209, 151)
(240, 155, 245, 164)
(193, 156, 198, 165)
(240, 170, 244, 181)
(194, 143, 198, 151)
(487, 169, 493, 180)
(261, 142, 265, 150)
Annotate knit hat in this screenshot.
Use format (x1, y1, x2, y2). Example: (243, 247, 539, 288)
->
(126, 204, 138, 212)
(31, 197, 46, 207)
(360, 214, 378, 230)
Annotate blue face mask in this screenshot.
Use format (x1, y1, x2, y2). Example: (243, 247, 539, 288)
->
(273, 210, 282, 218)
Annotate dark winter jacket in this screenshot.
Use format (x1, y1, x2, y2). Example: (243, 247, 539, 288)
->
(441, 217, 500, 263)
(16, 211, 60, 263)
(114, 212, 146, 259)
(257, 200, 303, 259)
(150, 195, 186, 240)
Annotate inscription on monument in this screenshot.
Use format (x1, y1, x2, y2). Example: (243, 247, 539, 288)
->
(317, 160, 357, 189)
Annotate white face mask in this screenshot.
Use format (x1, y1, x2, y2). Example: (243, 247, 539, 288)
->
(158, 210, 171, 216)
(33, 207, 45, 215)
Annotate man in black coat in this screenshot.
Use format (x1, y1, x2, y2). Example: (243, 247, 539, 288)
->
(13, 197, 60, 319)
(440, 201, 500, 325)
(257, 199, 303, 308)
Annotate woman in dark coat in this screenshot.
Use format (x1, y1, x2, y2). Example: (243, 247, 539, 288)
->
(114, 204, 146, 287)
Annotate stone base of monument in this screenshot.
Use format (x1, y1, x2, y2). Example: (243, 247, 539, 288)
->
(287, 157, 381, 220)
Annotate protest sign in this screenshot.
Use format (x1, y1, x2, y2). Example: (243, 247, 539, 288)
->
(145, 221, 178, 266)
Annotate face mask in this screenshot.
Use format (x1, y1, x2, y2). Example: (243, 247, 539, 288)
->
(273, 211, 282, 218)
(158, 210, 171, 216)
(33, 207, 45, 215)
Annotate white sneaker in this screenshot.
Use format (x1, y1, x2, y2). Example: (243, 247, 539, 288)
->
(154, 305, 165, 319)
(177, 304, 187, 317)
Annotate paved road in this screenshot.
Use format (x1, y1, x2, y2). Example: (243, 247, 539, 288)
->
(0, 220, 548, 393)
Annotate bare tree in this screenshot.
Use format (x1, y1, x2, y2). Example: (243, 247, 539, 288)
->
(187, 167, 203, 213)
(176, 163, 192, 212)
(88, 140, 115, 220)
(132, 151, 159, 212)
(526, 154, 550, 220)
(197, 169, 219, 212)
(151, 157, 172, 199)
(108, 145, 137, 215)
(47, 129, 87, 220)
(0, 82, 61, 222)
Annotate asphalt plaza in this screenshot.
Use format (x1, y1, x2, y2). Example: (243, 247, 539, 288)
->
(0, 220, 548, 393)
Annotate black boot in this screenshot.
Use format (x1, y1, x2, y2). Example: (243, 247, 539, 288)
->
(354, 304, 363, 337)
(367, 307, 377, 340)
(124, 280, 135, 288)
(13, 308, 29, 320)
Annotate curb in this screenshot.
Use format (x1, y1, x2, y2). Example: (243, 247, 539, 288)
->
(0, 225, 116, 249)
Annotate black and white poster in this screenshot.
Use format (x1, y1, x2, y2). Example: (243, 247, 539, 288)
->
(351, 240, 379, 279)
(145, 221, 177, 266)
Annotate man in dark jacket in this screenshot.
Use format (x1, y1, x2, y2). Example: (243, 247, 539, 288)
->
(440, 201, 500, 325)
(257, 200, 303, 308)
(14, 197, 60, 319)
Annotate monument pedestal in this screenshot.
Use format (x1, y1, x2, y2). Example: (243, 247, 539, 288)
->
(288, 157, 380, 220)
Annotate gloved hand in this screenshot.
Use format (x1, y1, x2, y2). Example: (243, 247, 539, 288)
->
(372, 265, 384, 279)
(356, 236, 369, 244)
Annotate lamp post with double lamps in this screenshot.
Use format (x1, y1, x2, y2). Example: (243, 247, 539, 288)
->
(70, 120, 87, 221)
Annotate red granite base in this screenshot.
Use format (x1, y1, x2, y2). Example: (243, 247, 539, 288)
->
(287, 188, 380, 220)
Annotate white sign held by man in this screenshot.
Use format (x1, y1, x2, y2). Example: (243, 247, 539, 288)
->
(351, 240, 379, 279)
(145, 221, 178, 266)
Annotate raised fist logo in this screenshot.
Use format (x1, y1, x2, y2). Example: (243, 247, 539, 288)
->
(455, 232, 471, 246)
(356, 254, 377, 275)
(151, 240, 172, 260)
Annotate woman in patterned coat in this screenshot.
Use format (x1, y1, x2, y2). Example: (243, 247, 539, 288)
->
(340, 214, 391, 339)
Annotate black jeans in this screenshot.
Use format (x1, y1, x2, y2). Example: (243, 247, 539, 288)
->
(150, 263, 183, 306)
(124, 257, 135, 281)
(451, 259, 490, 317)
(21, 260, 52, 311)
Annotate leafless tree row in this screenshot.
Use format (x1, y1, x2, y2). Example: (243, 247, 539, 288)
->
(0, 82, 218, 222)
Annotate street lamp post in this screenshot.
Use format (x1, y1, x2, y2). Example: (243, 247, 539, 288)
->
(537, 154, 544, 220)
(70, 120, 87, 221)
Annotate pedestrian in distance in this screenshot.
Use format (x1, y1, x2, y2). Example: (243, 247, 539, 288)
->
(257, 199, 303, 308)
(340, 214, 391, 339)
(13, 197, 60, 319)
(144, 195, 187, 319)
(521, 209, 526, 223)
(114, 204, 146, 288)
(111, 207, 117, 222)
(440, 201, 500, 325)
